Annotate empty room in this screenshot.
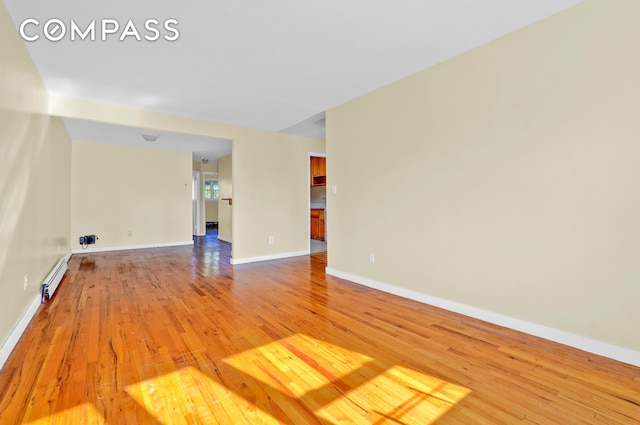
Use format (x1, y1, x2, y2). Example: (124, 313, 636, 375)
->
(1, 0, 639, 424)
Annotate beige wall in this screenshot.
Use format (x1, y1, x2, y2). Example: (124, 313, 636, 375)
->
(71, 141, 192, 248)
(327, 0, 640, 352)
(0, 4, 71, 346)
(232, 134, 326, 259)
(201, 163, 218, 174)
(217, 155, 232, 242)
(50, 96, 324, 262)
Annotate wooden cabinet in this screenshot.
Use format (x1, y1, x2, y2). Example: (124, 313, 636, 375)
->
(310, 157, 326, 240)
(310, 157, 326, 186)
(310, 209, 325, 241)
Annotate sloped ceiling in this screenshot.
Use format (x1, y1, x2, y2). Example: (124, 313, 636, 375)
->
(4, 0, 582, 157)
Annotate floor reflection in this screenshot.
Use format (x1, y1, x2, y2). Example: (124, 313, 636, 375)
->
(193, 228, 225, 277)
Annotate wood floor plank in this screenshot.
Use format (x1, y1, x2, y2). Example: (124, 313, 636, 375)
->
(1, 230, 639, 424)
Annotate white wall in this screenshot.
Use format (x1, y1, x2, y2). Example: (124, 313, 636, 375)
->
(232, 134, 325, 262)
(71, 141, 192, 249)
(327, 0, 640, 355)
(50, 96, 324, 262)
(0, 3, 71, 352)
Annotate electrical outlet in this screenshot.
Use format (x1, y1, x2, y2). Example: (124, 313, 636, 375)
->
(80, 235, 97, 245)
(369, 252, 375, 263)
(268, 236, 275, 245)
(23, 275, 29, 290)
(128, 230, 132, 237)
(332, 184, 337, 194)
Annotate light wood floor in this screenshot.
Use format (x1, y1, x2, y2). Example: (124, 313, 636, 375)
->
(1, 231, 638, 424)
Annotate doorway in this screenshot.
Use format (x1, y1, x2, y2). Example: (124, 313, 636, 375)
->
(309, 153, 327, 254)
(203, 172, 219, 233)
(192, 171, 201, 237)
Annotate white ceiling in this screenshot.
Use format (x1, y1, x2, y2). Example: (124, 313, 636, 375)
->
(5, 0, 582, 160)
(62, 118, 232, 163)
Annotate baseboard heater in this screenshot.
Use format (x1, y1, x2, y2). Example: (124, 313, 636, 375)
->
(41, 256, 68, 304)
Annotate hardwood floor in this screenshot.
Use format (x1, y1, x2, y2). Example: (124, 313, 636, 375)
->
(0, 230, 638, 424)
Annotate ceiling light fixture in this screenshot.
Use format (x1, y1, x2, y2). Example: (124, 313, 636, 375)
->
(141, 133, 159, 142)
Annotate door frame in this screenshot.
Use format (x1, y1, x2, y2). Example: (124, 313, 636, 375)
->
(192, 170, 201, 237)
(202, 171, 219, 232)
(308, 152, 327, 253)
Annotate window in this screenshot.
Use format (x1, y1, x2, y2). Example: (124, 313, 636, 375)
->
(204, 180, 219, 201)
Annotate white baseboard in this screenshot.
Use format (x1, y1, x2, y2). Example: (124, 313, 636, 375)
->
(232, 250, 309, 265)
(0, 251, 71, 370)
(325, 267, 640, 368)
(0, 294, 41, 371)
(0, 250, 72, 371)
(71, 240, 193, 254)
(217, 236, 232, 244)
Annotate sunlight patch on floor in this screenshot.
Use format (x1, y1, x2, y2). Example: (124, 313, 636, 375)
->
(121, 333, 470, 424)
(24, 402, 105, 425)
(125, 366, 276, 424)
(225, 333, 471, 424)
